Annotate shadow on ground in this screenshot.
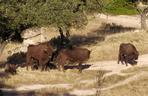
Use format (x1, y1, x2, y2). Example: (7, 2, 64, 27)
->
(69, 23, 136, 46)
(95, 23, 136, 35)
(64, 64, 91, 70)
(0, 90, 76, 96)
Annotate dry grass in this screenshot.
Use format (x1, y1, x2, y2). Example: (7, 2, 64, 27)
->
(103, 74, 131, 87)
(121, 66, 148, 74)
(103, 77, 148, 96)
(88, 30, 148, 62)
(0, 68, 100, 88)
(103, 66, 148, 96)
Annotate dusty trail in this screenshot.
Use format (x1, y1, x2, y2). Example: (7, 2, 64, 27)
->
(97, 14, 142, 28)
(69, 71, 148, 96)
(69, 54, 148, 96)
(87, 54, 148, 77)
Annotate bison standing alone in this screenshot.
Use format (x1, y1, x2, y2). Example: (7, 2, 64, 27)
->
(118, 43, 139, 66)
(55, 47, 91, 72)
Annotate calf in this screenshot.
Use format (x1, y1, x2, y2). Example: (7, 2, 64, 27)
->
(26, 42, 53, 71)
(118, 43, 139, 66)
(5, 64, 18, 75)
(55, 47, 91, 72)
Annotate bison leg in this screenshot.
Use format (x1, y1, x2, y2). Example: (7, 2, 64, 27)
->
(124, 56, 128, 66)
(117, 52, 121, 64)
(57, 63, 65, 72)
(26, 55, 31, 71)
(41, 59, 49, 71)
(31, 58, 39, 70)
(119, 53, 125, 65)
(57, 62, 65, 72)
(78, 63, 82, 73)
(61, 63, 65, 72)
(56, 55, 66, 72)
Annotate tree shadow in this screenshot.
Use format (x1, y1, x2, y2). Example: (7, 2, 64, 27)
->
(66, 23, 136, 46)
(6, 52, 26, 65)
(0, 90, 76, 96)
(95, 23, 136, 35)
(70, 35, 105, 46)
(64, 64, 91, 70)
(0, 90, 35, 96)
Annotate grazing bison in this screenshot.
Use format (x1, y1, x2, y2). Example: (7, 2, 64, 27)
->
(5, 64, 19, 75)
(118, 43, 139, 66)
(55, 47, 91, 72)
(26, 42, 53, 71)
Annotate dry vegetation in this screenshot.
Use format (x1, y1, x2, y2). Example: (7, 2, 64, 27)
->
(1, 68, 99, 88)
(103, 75, 148, 96)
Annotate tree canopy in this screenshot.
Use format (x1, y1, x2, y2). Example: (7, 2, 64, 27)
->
(0, 0, 103, 42)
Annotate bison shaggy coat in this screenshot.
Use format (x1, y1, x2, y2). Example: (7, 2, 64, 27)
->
(26, 42, 53, 71)
(55, 47, 91, 72)
(118, 43, 139, 66)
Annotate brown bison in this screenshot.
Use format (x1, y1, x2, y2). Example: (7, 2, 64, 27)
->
(26, 42, 53, 71)
(55, 47, 91, 72)
(118, 43, 139, 66)
(5, 64, 19, 75)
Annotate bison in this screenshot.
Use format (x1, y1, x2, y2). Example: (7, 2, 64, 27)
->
(4, 64, 19, 75)
(118, 43, 139, 66)
(55, 47, 91, 72)
(26, 42, 54, 71)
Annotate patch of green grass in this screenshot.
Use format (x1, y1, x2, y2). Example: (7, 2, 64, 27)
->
(105, 7, 138, 15)
(103, 0, 138, 15)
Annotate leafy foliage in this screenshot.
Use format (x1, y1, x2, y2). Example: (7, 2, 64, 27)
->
(0, 0, 103, 42)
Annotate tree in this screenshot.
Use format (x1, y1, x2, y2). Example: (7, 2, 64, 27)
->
(0, 0, 103, 40)
(137, 1, 148, 30)
(0, 0, 103, 54)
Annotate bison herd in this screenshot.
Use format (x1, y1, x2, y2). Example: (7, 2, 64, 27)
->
(4, 36, 139, 75)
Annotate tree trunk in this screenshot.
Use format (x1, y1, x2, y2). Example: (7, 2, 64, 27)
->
(66, 28, 70, 39)
(0, 41, 8, 57)
(141, 13, 147, 30)
(141, 7, 148, 30)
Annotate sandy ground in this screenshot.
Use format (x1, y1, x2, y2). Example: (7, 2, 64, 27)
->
(70, 54, 148, 96)
(97, 14, 142, 28)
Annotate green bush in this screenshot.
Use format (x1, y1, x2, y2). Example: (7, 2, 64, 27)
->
(103, 0, 138, 15)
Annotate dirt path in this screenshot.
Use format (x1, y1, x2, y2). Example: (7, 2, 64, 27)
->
(69, 54, 148, 96)
(97, 14, 142, 28)
(69, 71, 148, 96)
(87, 54, 148, 77)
